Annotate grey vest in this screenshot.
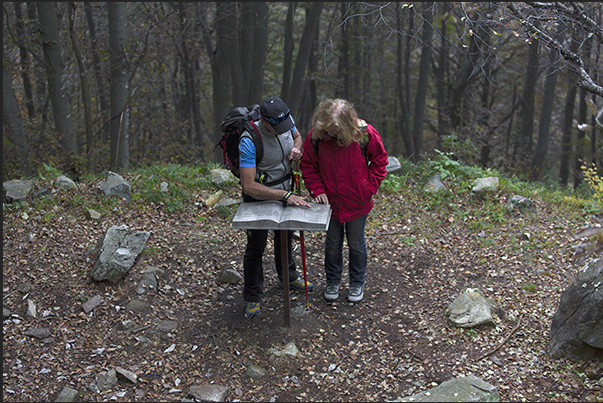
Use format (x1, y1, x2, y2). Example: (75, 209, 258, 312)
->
(242, 121, 293, 193)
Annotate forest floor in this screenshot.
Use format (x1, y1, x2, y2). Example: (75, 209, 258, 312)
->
(2, 171, 602, 402)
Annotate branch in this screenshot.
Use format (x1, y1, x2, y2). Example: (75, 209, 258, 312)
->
(475, 314, 524, 361)
(508, 3, 603, 98)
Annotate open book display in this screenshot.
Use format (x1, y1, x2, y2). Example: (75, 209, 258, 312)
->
(231, 200, 331, 231)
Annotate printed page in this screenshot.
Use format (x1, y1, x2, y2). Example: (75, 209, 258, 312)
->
(231, 200, 331, 231)
(279, 203, 331, 226)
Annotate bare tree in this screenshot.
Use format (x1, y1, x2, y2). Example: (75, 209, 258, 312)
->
(68, 2, 94, 171)
(108, 2, 130, 169)
(3, 64, 31, 177)
(281, 2, 324, 116)
(411, 2, 434, 163)
(12, 2, 35, 119)
(37, 2, 79, 167)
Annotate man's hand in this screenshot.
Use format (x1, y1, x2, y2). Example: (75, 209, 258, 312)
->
(288, 147, 302, 161)
(287, 193, 311, 207)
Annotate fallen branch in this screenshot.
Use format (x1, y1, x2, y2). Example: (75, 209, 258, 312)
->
(475, 313, 524, 361)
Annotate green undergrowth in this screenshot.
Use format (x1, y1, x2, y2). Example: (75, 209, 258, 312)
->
(3, 155, 601, 235)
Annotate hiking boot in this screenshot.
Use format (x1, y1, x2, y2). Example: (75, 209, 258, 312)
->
(324, 284, 340, 302)
(244, 302, 261, 318)
(348, 285, 364, 303)
(284, 276, 314, 293)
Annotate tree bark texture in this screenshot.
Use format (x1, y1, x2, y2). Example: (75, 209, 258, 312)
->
(37, 2, 79, 160)
(3, 64, 32, 177)
(108, 2, 130, 169)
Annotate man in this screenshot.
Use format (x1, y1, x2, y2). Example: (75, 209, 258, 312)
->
(238, 96, 313, 318)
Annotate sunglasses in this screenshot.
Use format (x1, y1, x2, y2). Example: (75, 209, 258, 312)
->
(264, 109, 290, 125)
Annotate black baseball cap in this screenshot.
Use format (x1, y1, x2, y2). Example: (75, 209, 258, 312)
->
(260, 97, 295, 134)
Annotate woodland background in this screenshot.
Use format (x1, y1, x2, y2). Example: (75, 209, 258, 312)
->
(2, 2, 603, 189)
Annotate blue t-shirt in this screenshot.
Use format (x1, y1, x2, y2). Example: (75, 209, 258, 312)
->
(239, 127, 296, 167)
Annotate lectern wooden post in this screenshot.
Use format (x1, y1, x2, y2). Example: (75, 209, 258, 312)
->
(280, 230, 291, 327)
(231, 201, 331, 327)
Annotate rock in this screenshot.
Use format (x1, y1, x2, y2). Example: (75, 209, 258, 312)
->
(209, 168, 237, 185)
(85, 208, 102, 220)
(425, 174, 446, 192)
(82, 295, 103, 313)
(269, 341, 302, 358)
(157, 320, 178, 332)
(548, 257, 603, 361)
(3, 179, 33, 201)
(187, 384, 229, 402)
(136, 273, 158, 294)
(386, 156, 402, 175)
(96, 369, 118, 391)
(17, 282, 32, 293)
(26, 299, 36, 318)
(90, 224, 151, 284)
(471, 177, 499, 196)
(55, 175, 77, 190)
(506, 194, 531, 210)
(55, 386, 80, 402)
(116, 367, 137, 384)
(445, 288, 495, 328)
(390, 375, 499, 402)
(99, 171, 131, 201)
(205, 190, 224, 208)
(126, 299, 150, 313)
(245, 364, 266, 379)
(24, 327, 51, 339)
(218, 268, 242, 284)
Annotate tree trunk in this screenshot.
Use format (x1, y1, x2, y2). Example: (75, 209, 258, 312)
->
(108, 2, 130, 170)
(3, 64, 32, 177)
(280, 2, 296, 103)
(435, 2, 450, 145)
(517, 39, 539, 161)
(574, 36, 593, 189)
(84, 2, 109, 142)
(574, 87, 588, 189)
(338, 2, 350, 100)
(284, 2, 323, 115)
(248, 2, 268, 103)
(530, 25, 565, 181)
(177, 3, 203, 159)
(200, 2, 235, 162)
(13, 2, 35, 119)
(68, 2, 94, 171)
(559, 34, 580, 186)
(411, 2, 434, 162)
(559, 84, 577, 186)
(37, 2, 79, 164)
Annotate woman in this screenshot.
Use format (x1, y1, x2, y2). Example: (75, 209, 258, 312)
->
(300, 99, 388, 303)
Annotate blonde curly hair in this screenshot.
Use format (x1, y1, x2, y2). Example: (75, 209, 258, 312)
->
(311, 99, 364, 147)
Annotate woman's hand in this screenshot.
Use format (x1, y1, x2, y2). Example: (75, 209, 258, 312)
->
(315, 193, 329, 204)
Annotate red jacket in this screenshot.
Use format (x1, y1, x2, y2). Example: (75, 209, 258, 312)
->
(300, 123, 388, 223)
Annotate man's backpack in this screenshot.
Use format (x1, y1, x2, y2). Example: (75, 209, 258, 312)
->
(216, 104, 263, 178)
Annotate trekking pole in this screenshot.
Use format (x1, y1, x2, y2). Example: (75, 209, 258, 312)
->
(293, 160, 311, 310)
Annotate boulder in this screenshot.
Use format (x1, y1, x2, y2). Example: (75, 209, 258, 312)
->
(3, 179, 33, 201)
(548, 257, 603, 361)
(91, 224, 151, 284)
(99, 171, 131, 201)
(445, 288, 495, 328)
(390, 375, 499, 402)
(471, 177, 499, 196)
